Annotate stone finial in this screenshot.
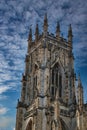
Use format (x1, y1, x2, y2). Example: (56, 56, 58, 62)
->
(77, 74, 84, 110)
(28, 27, 32, 42)
(43, 13, 48, 34)
(35, 23, 39, 42)
(78, 74, 82, 87)
(56, 22, 60, 39)
(68, 24, 73, 43)
(27, 27, 32, 52)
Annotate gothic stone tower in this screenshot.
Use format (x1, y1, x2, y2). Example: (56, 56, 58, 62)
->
(15, 14, 87, 130)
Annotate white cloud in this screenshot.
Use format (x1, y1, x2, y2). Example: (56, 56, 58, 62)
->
(0, 106, 8, 115)
(0, 2, 86, 79)
(0, 1, 87, 130)
(0, 86, 10, 94)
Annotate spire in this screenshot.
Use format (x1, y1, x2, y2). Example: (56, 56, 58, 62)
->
(56, 22, 60, 39)
(28, 27, 32, 53)
(78, 74, 82, 87)
(77, 74, 84, 111)
(28, 27, 32, 42)
(43, 13, 48, 34)
(35, 23, 39, 43)
(68, 24, 73, 43)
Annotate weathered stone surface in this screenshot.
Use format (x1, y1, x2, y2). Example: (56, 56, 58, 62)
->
(15, 15, 87, 130)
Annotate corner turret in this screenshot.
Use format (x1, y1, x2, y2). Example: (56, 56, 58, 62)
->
(68, 24, 73, 46)
(43, 13, 48, 35)
(27, 27, 32, 53)
(77, 75, 84, 112)
(35, 23, 39, 43)
(56, 22, 60, 40)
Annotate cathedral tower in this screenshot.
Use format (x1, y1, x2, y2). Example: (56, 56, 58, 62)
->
(15, 14, 87, 130)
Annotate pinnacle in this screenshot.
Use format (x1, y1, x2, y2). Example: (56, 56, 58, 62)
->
(78, 74, 82, 87)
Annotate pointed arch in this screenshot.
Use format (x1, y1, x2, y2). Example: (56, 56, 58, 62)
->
(34, 62, 39, 72)
(51, 120, 56, 130)
(51, 56, 64, 70)
(26, 119, 33, 130)
(60, 118, 68, 130)
(33, 62, 39, 99)
(51, 62, 62, 98)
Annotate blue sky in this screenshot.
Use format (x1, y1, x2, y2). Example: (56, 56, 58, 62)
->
(0, 0, 87, 129)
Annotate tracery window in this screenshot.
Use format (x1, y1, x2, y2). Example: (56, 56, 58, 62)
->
(52, 69, 54, 84)
(59, 75, 62, 97)
(26, 120, 32, 130)
(33, 64, 38, 98)
(33, 76, 37, 87)
(51, 63, 62, 98)
(33, 75, 37, 99)
(51, 121, 56, 130)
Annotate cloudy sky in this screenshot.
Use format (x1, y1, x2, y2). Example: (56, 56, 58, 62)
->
(0, 0, 87, 129)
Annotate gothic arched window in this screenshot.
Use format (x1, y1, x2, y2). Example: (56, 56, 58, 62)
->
(52, 69, 54, 85)
(59, 75, 62, 97)
(51, 121, 56, 130)
(33, 75, 37, 99)
(33, 64, 38, 98)
(26, 120, 32, 130)
(51, 63, 62, 98)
